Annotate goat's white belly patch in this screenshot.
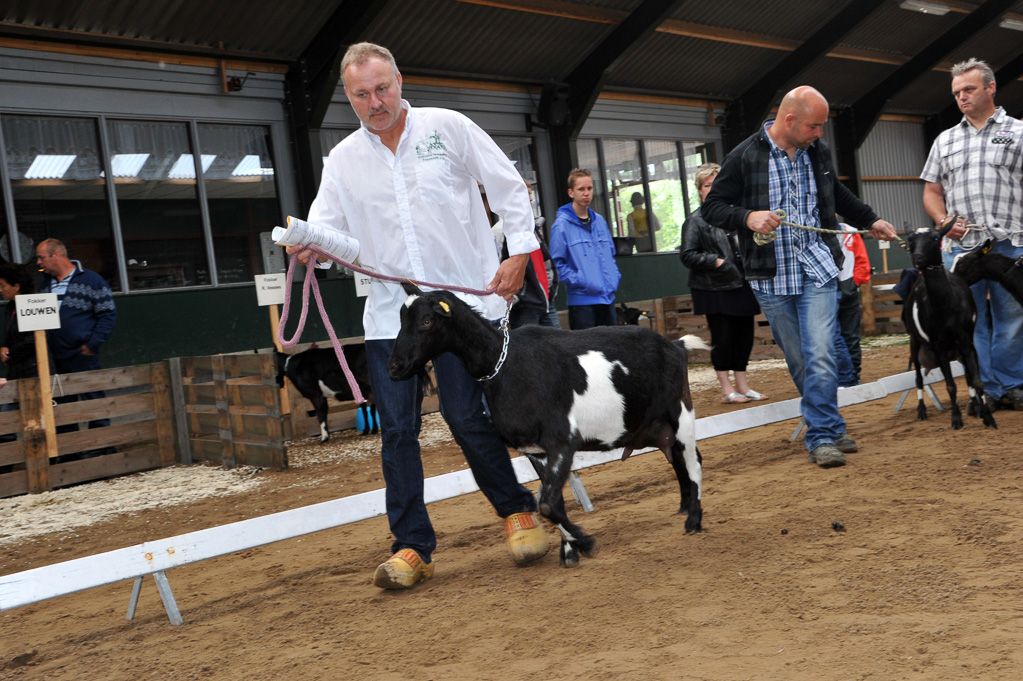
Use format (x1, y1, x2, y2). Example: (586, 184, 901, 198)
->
(318, 380, 338, 399)
(911, 302, 930, 343)
(567, 351, 627, 446)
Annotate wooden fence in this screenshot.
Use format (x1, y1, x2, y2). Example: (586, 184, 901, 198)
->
(0, 364, 176, 498)
(168, 353, 285, 471)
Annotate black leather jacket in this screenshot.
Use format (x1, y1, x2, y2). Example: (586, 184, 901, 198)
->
(680, 208, 745, 291)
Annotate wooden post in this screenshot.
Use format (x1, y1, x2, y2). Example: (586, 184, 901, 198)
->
(882, 249, 889, 274)
(861, 282, 876, 336)
(268, 303, 291, 416)
(33, 331, 58, 454)
(653, 298, 666, 337)
(211, 355, 236, 469)
(167, 357, 192, 464)
(259, 354, 287, 470)
(151, 363, 177, 467)
(19, 377, 50, 493)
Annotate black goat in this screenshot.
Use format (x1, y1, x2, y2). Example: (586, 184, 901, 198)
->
(275, 345, 377, 442)
(389, 283, 708, 567)
(616, 303, 650, 326)
(901, 220, 996, 430)
(951, 239, 1023, 306)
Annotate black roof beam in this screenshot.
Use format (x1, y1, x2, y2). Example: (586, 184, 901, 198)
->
(285, 0, 390, 215)
(842, 0, 1018, 151)
(722, 0, 887, 152)
(561, 0, 689, 138)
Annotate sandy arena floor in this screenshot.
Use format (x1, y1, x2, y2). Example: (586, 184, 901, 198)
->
(3, 342, 1023, 681)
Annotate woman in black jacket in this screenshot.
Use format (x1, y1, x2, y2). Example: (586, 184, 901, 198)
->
(0, 263, 43, 380)
(680, 163, 767, 405)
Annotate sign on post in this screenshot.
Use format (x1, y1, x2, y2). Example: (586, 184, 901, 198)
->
(254, 274, 286, 307)
(15, 293, 60, 331)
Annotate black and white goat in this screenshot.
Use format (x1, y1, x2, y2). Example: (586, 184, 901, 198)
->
(275, 345, 377, 442)
(616, 303, 650, 326)
(901, 220, 996, 430)
(389, 283, 709, 567)
(951, 238, 1023, 306)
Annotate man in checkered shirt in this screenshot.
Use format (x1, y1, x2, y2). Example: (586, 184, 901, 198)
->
(921, 58, 1023, 412)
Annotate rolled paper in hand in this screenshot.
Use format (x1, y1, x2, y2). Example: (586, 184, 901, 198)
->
(272, 216, 360, 263)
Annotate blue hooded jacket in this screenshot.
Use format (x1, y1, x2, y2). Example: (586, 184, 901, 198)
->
(39, 264, 117, 361)
(548, 204, 621, 306)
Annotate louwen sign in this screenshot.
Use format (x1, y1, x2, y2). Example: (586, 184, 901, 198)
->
(15, 293, 61, 331)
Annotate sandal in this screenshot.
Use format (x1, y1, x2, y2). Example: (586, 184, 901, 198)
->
(744, 390, 769, 401)
(722, 392, 751, 404)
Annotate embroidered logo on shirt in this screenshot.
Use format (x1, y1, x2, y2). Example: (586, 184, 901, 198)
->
(415, 131, 448, 161)
(992, 130, 1015, 145)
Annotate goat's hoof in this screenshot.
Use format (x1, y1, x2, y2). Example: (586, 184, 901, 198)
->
(318, 437, 330, 445)
(538, 502, 552, 516)
(685, 513, 703, 534)
(984, 415, 998, 429)
(916, 406, 928, 421)
(559, 542, 579, 568)
(952, 418, 964, 430)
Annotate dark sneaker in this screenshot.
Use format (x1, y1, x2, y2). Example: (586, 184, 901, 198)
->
(373, 549, 434, 589)
(997, 388, 1023, 411)
(834, 435, 858, 453)
(808, 444, 846, 468)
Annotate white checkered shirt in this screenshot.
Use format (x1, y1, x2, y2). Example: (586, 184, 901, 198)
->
(921, 107, 1023, 248)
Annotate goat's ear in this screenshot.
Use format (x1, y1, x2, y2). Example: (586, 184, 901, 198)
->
(401, 281, 420, 297)
(432, 298, 453, 317)
(981, 239, 995, 255)
(937, 215, 958, 238)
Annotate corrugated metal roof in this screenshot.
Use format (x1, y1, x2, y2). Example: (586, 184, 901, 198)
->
(2, 0, 1023, 116)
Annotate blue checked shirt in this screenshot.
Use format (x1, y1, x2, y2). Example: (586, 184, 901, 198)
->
(750, 122, 840, 295)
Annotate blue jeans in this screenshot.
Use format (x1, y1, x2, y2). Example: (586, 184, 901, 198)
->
(754, 275, 844, 452)
(568, 303, 616, 330)
(365, 339, 537, 562)
(943, 240, 1023, 400)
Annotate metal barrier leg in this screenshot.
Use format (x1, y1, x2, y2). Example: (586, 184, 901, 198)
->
(153, 571, 184, 626)
(894, 385, 944, 413)
(789, 419, 805, 442)
(126, 576, 143, 621)
(568, 471, 594, 513)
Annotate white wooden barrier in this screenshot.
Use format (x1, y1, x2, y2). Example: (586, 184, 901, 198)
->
(0, 364, 960, 624)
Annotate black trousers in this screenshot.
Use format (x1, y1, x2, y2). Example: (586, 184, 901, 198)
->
(705, 314, 755, 373)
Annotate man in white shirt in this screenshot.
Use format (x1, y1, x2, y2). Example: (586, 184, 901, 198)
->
(288, 43, 548, 590)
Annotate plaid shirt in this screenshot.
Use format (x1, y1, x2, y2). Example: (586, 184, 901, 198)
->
(921, 107, 1023, 248)
(751, 123, 840, 295)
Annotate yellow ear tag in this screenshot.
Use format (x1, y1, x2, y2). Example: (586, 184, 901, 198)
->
(438, 301, 450, 313)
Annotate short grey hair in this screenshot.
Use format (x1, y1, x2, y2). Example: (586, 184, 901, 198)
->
(340, 42, 399, 87)
(951, 58, 995, 87)
(693, 163, 721, 193)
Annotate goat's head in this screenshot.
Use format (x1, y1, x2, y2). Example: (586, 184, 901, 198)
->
(906, 217, 956, 270)
(617, 304, 650, 325)
(389, 283, 462, 381)
(950, 239, 995, 285)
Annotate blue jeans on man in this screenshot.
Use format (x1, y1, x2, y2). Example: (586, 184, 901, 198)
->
(568, 303, 616, 330)
(365, 339, 538, 562)
(942, 239, 1023, 402)
(754, 274, 845, 452)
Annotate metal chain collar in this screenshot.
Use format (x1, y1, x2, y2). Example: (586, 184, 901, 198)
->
(479, 301, 513, 382)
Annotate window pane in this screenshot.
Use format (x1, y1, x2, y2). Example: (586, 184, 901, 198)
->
(492, 136, 542, 224)
(198, 124, 282, 284)
(575, 138, 607, 221)
(600, 138, 641, 242)
(2, 115, 120, 289)
(108, 120, 211, 290)
(643, 140, 686, 253)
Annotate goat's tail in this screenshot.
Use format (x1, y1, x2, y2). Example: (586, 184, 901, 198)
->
(676, 334, 711, 353)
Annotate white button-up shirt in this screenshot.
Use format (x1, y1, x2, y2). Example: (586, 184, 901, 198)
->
(308, 101, 538, 339)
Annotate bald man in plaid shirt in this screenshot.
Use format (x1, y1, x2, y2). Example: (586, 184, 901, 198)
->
(922, 58, 1023, 412)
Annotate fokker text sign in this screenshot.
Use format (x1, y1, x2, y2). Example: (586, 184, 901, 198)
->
(15, 293, 61, 331)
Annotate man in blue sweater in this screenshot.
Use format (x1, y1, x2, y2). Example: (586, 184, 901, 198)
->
(549, 168, 622, 329)
(36, 238, 117, 456)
